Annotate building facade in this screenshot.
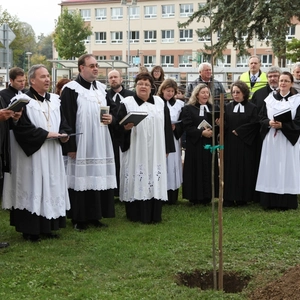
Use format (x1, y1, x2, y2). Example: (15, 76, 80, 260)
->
(58, 0, 300, 85)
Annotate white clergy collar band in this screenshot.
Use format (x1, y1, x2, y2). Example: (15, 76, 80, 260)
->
(199, 104, 209, 116)
(233, 103, 245, 113)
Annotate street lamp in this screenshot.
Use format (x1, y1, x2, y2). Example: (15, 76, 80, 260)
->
(121, 0, 137, 66)
(26, 52, 32, 71)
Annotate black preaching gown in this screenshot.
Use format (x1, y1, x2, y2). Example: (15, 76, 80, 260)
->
(181, 103, 219, 205)
(223, 100, 260, 206)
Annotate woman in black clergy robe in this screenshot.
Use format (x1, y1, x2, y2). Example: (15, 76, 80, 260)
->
(223, 80, 260, 207)
(181, 83, 219, 205)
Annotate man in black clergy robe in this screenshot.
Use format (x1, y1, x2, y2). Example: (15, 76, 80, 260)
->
(0, 67, 27, 106)
(106, 69, 134, 197)
(0, 96, 21, 248)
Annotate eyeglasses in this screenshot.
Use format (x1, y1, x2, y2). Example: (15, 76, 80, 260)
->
(279, 80, 291, 83)
(84, 64, 99, 69)
(136, 82, 151, 87)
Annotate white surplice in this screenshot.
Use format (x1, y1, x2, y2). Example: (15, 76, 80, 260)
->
(3, 94, 70, 219)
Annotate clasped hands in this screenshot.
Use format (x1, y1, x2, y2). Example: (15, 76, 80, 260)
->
(0, 108, 22, 122)
(269, 120, 282, 129)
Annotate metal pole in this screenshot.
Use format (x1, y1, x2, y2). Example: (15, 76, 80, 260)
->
(4, 24, 9, 87)
(128, 6, 130, 66)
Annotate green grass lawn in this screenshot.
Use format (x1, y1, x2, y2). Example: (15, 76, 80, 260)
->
(1, 199, 300, 300)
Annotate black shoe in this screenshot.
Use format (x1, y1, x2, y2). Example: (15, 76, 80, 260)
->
(0, 242, 9, 248)
(43, 233, 59, 239)
(74, 222, 87, 231)
(22, 233, 40, 242)
(90, 220, 108, 228)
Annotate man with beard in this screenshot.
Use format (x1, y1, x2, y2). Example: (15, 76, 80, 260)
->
(106, 69, 134, 198)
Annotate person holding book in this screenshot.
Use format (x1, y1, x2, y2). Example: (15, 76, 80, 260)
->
(116, 72, 175, 223)
(180, 83, 219, 205)
(2, 64, 71, 242)
(157, 79, 184, 204)
(256, 71, 300, 210)
(222, 80, 259, 207)
(0, 95, 22, 248)
(60, 54, 117, 230)
(106, 69, 134, 198)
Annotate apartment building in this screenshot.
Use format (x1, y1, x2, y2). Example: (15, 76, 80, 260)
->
(58, 0, 300, 84)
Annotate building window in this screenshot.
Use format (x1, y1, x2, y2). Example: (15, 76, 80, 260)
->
(162, 5, 175, 18)
(286, 25, 296, 40)
(197, 29, 211, 41)
(261, 54, 272, 67)
(161, 30, 174, 43)
(144, 31, 157, 43)
(95, 32, 107, 44)
(144, 6, 157, 18)
(95, 8, 107, 20)
(111, 31, 123, 44)
(179, 55, 192, 67)
(111, 7, 123, 20)
(179, 29, 193, 42)
(180, 4, 193, 17)
(83, 36, 91, 44)
(236, 55, 248, 67)
(110, 55, 122, 61)
(80, 9, 91, 21)
(161, 55, 174, 67)
(95, 55, 106, 60)
(144, 55, 156, 67)
(128, 31, 140, 43)
(216, 55, 231, 67)
(129, 6, 140, 19)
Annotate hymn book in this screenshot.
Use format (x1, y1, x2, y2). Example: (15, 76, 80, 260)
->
(6, 98, 29, 112)
(119, 111, 148, 126)
(197, 119, 212, 130)
(273, 108, 292, 123)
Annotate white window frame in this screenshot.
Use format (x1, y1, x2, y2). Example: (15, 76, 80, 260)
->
(261, 54, 272, 67)
(216, 55, 231, 67)
(162, 5, 175, 18)
(180, 4, 193, 17)
(161, 30, 174, 43)
(179, 29, 193, 42)
(111, 7, 123, 20)
(128, 31, 140, 43)
(236, 55, 248, 67)
(111, 31, 123, 44)
(144, 6, 157, 19)
(129, 6, 140, 19)
(95, 32, 107, 44)
(95, 8, 107, 20)
(80, 9, 91, 21)
(144, 30, 157, 43)
(144, 55, 156, 67)
(111, 55, 122, 61)
(286, 25, 296, 40)
(179, 55, 192, 67)
(161, 55, 174, 67)
(197, 29, 211, 42)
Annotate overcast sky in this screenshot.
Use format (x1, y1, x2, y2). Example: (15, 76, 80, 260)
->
(1, 1, 61, 36)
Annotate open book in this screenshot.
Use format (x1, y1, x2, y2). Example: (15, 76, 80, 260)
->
(197, 119, 212, 130)
(6, 98, 30, 112)
(119, 111, 148, 126)
(273, 108, 292, 123)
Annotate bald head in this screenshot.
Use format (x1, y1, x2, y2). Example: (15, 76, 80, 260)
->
(108, 69, 123, 91)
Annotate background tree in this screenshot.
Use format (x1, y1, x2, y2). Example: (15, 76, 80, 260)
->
(179, 0, 300, 67)
(0, 7, 36, 67)
(286, 38, 300, 62)
(53, 8, 92, 59)
(37, 34, 53, 59)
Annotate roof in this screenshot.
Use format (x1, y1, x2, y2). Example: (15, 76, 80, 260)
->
(48, 60, 130, 69)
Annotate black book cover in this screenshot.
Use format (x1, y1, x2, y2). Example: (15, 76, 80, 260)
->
(273, 108, 292, 123)
(119, 111, 148, 126)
